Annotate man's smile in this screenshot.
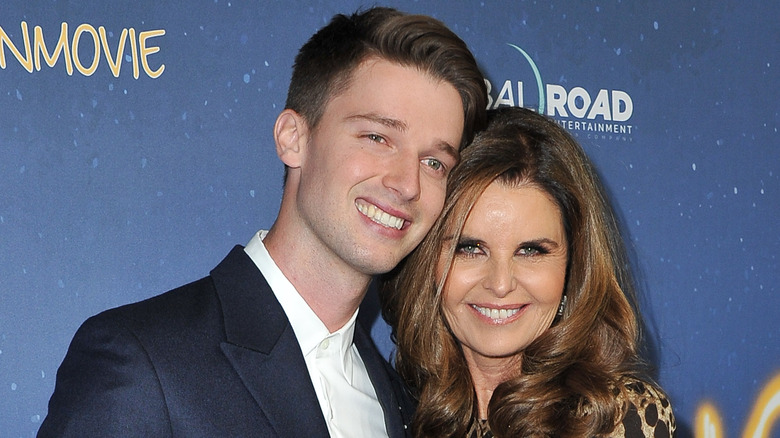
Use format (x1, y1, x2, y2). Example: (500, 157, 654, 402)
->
(356, 200, 405, 230)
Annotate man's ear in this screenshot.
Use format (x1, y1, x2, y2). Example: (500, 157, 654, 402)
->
(273, 109, 308, 168)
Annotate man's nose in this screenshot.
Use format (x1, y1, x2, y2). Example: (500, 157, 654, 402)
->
(383, 153, 421, 201)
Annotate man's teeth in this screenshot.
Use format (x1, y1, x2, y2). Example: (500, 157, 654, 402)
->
(473, 305, 520, 320)
(357, 203, 404, 230)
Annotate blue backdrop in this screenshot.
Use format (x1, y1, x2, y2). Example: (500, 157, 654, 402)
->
(1, 1, 778, 437)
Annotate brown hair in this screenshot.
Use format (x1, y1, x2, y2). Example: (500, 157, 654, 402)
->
(382, 107, 650, 437)
(285, 7, 487, 150)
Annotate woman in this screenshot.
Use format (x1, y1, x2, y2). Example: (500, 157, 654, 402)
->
(382, 107, 675, 437)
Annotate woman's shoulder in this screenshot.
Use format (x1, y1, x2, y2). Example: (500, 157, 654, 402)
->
(612, 376, 676, 437)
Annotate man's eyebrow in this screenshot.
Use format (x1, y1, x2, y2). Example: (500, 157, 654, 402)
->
(346, 113, 408, 132)
(436, 140, 460, 163)
(347, 112, 459, 161)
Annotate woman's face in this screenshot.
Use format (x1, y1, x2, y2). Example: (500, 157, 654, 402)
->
(439, 182, 568, 367)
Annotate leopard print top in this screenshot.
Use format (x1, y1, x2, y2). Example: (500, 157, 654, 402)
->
(612, 378, 675, 437)
(468, 378, 675, 437)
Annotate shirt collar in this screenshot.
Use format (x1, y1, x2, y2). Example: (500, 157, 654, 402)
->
(244, 230, 358, 358)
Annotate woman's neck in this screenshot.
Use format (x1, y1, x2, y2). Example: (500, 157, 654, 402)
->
(462, 351, 523, 419)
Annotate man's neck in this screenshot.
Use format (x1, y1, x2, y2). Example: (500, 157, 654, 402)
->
(262, 226, 371, 333)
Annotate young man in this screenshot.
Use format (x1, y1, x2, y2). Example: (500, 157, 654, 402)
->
(39, 7, 486, 437)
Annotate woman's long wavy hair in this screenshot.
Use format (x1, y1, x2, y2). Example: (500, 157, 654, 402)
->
(381, 107, 649, 437)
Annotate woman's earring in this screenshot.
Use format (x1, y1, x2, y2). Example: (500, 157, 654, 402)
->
(557, 295, 568, 317)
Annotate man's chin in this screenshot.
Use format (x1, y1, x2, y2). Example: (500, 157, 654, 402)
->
(353, 252, 406, 276)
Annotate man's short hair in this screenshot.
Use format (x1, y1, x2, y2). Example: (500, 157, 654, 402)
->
(285, 7, 487, 149)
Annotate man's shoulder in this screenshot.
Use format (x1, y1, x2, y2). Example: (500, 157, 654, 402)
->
(78, 275, 222, 346)
(114, 276, 217, 319)
(87, 245, 253, 334)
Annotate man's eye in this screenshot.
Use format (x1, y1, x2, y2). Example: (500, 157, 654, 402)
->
(367, 133, 386, 143)
(422, 158, 444, 171)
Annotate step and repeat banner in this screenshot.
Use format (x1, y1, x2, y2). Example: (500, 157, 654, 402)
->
(1, 1, 777, 436)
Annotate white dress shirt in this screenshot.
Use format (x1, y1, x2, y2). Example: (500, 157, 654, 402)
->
(244, 230, 389, 438)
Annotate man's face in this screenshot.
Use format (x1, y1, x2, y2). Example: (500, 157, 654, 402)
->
(293, 58, 464, 276)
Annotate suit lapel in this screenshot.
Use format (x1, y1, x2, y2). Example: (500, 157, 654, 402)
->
(354, 322, 412, 438)
(211, 246, 329, 436)
(220, 337, 328, 436)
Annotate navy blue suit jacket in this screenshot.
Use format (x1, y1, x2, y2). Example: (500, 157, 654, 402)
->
(39, 246, 414, 437)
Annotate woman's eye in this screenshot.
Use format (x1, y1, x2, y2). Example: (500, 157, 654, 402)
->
(455, 242, 483, 256)
(519, 245, 546, 256)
